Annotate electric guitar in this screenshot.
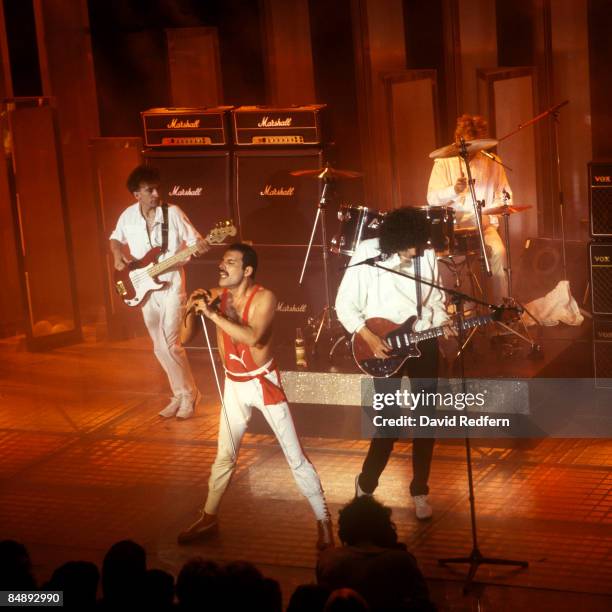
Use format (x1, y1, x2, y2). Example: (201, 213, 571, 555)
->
(352, 306, 521, 377)
(114, 220, 237, 307)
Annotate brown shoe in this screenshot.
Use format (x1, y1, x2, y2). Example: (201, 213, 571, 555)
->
(316, 519, 335, 551)
(177, 513, 219, 545)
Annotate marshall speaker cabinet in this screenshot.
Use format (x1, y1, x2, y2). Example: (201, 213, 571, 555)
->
(144, 149, 232, 235)
(142, 107, 232, 147)
(589, 161, 612, 238)
(232, 105, 326, 146)
(590, 242, 612, 316)
(234, 149, 325, 246)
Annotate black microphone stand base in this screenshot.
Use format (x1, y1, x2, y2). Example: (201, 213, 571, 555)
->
(438, 548, 528, 595)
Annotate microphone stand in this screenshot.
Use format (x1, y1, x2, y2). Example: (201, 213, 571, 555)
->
(198, 313, 237, 460)
(357, 258, 528, 592)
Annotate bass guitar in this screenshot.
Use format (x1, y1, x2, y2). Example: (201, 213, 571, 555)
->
(114, 220, 236, 307)
(352, 306, 520, 377)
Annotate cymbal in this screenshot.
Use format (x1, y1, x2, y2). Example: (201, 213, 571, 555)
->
(485, 204, 532, 216)
(290, 164, 363, 179)
(429, 138, 498, 159)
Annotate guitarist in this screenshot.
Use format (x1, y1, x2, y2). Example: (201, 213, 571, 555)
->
(109, 165, 209, 419)
(335, 207, 456, 520)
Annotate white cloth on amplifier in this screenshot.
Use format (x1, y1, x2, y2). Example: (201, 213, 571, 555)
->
(335, 238, 449, 335)
(109, 202, 201, 293)
(522, 280, 584, 327)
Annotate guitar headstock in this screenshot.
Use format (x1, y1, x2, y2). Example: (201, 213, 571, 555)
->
(207, 220, 237, 245)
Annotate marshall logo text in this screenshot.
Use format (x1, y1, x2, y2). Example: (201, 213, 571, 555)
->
(277, 302, 307, 313)
(257, 116, 293, 128)
(259, 185, 295, 197)
(167, 118, 201, 129)
(169, 185, 203, 197)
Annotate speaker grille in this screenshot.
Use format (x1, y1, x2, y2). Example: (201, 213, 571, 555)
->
(235, 149, 324, 246)
(589, 161, 612, 237)
(593, 317, 612, 388)
(590, 243, 612, 315)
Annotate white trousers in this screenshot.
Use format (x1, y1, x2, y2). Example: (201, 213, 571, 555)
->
(484, 226, 507, 305)
(141, 289, 197, 400)
(204, 367, 328, 520)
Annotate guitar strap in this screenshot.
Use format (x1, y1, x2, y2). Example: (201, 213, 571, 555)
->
(161, 203, 169, 253)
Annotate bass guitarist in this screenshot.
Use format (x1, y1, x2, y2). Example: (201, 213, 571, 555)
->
(335, 207, 456, 520)
(109, 165, 209, 419)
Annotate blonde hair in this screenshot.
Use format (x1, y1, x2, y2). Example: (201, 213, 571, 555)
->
(454, 114, 488, 142)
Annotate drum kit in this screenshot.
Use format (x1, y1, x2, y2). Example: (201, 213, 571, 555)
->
(290, 138, 535, 358)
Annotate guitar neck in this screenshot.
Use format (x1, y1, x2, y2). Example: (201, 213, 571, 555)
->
(149, 243, 200, 277)
(390, 314, 494, 347)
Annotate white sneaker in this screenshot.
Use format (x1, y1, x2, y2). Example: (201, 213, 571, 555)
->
(355, 475, 371, 498)
(176, 390, 201, 420)
(413, 495, 432, 520)
(159, 397, 181, 418)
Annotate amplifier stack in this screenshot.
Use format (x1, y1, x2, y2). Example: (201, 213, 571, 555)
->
(588, 161, 612, 386)
(142, 105, 329, 345)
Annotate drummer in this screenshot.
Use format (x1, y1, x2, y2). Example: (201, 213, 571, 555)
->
(427, 114, 511, 306)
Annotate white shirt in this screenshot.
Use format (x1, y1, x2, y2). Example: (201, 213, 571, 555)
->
(427, 155, 511, 228)
(335, 238, 449, 335)
(109, 203, 201, 292)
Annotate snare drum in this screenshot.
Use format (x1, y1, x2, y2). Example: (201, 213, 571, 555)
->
(452, 226, 480, 256)
(408, 205, 455, 253)
(330, 204, 384, 256)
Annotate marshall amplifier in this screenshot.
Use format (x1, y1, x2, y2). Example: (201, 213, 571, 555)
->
(590, 242, 612, 315)
(234, 149, 327, 246)
(593, 317, 612, 388)
(142, 107, 232, 147)
(232, 105, 326, 146)
(143, 149, 232, 238)
(589, 161, 612, 237)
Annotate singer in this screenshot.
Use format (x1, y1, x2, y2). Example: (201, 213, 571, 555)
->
(335, 208, 455, 520)
(109, 165, 209, 419)
(177, 243, 334, 549)
(427, 114, 512, 305)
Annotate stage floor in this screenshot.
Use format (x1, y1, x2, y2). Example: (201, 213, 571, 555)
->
(0, 327, 610, 610)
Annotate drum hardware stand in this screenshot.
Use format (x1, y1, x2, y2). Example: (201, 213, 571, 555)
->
(352, 258, 530, 592)
(298, 165, 348, 357)
(493, 194, 542, 356)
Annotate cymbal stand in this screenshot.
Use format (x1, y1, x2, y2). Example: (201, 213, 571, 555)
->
(299, 171, 346, 353)
(494, 194, 542, 355)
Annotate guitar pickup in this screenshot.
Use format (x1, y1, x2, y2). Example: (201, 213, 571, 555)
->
(115, 280, 127, 297)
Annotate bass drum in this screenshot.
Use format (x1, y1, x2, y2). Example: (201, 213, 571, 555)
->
(330, 204, 384, 256)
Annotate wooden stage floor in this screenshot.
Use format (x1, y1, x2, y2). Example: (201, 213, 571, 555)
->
(0, 326, 611, 610)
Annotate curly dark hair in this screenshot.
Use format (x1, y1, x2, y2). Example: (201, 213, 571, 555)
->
(337, 496, 400, 548)
(126, 165, 161, 194)
(378, 207, 423, 256)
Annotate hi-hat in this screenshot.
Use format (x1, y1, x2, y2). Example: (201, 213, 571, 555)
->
(290, 163, 362, 180)
(429, 139, 498, 160)
(485, 204, 532, 216)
